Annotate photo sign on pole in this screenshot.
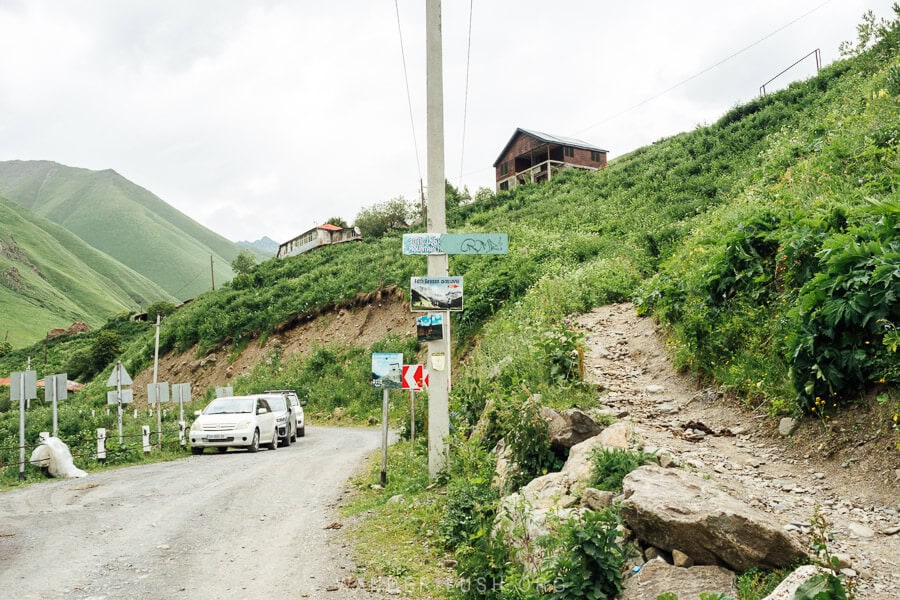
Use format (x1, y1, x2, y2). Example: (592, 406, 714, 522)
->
(402, 233, 508, 255)
(416, 313, 444, 342)
(410, 276, 463, 312)
(372, 352, 403, 486)
(11, 370, 37, 481)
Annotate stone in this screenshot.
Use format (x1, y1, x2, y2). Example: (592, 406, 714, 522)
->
(672, 548, 694, 568)
(881, 525, 900, 535)
(643, 546, 662, 561)
(832, 553, 852, 569)
(620, 558, 736, 600)
(520, 471, 577, 511)
(492, 439, 516, 492)
(778, 417, 799, 437)
(761, 565, 827, 600)
(540, 406, 604, 452)
(847, 522, 875, 538)
(332, 407, 347, 419)
(386, 494, 404, 504)
(645, 385, 665, 394)
(621, 466, 806, 571)
(597, 420, 634, 449)
(581, 487, 614, 511)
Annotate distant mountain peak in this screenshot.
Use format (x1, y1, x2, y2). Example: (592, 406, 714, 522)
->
(237, 236, 278, 254)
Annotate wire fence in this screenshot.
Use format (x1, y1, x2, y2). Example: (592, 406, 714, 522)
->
(0, 426, 189, 475)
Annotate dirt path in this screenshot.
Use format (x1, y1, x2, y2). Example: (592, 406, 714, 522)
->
(0, 427, 385, 600)
(577, 303, 900, 600)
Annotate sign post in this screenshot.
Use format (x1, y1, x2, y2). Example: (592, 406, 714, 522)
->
(107, 361, 133, 446)
(44, 373, 68, 437)
(12, 369, 37, 481)
(152, 315, 162, 449)
(373, 353, 403, 486)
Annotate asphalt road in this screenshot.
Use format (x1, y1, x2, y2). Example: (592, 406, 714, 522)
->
(0, 426, 384, 600)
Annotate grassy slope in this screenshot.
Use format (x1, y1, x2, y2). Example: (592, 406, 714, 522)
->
(0, 195, 173, 347)
(0, 160, 243, 300)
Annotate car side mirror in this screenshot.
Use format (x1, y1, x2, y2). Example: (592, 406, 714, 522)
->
(194, 410, 201, 417)
(257, 407, 268, 414)
(301, 400, 308, 407)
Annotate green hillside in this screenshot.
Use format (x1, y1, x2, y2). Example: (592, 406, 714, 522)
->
(0, 161, 242, 300)
(0, 195, 175, 348)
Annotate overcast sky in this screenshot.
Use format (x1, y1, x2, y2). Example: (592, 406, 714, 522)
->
(0, 1, 894, 244)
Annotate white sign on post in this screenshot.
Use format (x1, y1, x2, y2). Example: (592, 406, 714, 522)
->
(106, 364, 133, 387)
(107, 389, 134, 404)
(215, 386, 233, 398)
(11, 370, 37, 481)
(44, 373, 68, 438)
(147, 382, 170, 405)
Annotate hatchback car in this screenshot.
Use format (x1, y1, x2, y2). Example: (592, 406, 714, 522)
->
(189, 395, 279, 454)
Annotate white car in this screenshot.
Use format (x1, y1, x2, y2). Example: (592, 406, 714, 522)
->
(264, 390, 307, 439)
(189, 395, 279, 454)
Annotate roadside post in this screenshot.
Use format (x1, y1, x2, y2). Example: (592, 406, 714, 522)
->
(172, 383, 192, 445)
(11, 369, 37, 480)
(97, 428, 107, 463)
(401, 364, 426, 445)
(44, 373, 68, 437)
(152, 315, 162, 449)
(372, 353, 403, 486)
(142, 426, 151, 455)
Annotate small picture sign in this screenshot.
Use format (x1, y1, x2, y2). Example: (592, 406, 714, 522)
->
(372, 353, 404, 389)
(416, 313, 444, 342)
(410, 276, 463, 312)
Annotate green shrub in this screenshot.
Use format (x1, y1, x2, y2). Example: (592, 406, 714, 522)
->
(504, 396, 561, 492)
(590, 448, 656, 493)
(542, 508, 632, 600)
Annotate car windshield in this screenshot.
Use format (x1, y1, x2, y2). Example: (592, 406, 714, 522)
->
(204, 397, 253, 415)
(265, 396, 287, 412)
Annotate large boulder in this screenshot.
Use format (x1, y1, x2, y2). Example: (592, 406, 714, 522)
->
(620, 558, 737, 600)
(621, 466, 806, 571)
(540, 407, 605, 452)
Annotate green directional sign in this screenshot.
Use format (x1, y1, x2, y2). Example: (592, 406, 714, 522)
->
(402, 233, 508, 255)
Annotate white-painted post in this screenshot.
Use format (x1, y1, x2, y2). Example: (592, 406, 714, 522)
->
(426, 0, 450, 479)
(133, 408, 138, 420)
(142, 425, 151, 454)
(381, 389, 389, 486)
(153, 315, 162, 449)
(97, 428, 107, 462)
(178, 420, 186, 446)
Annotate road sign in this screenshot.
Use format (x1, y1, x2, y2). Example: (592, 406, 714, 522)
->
(411, 276, 463, 312)
(11, 370, 37, 401)
(43, 374, 68, 402)
(403, 233, 508, 255)
(402, 365, 425, 390)
(107, 389, 133, 405)
(372, 353, 403, 389)
(148, 382, 170, 404)
(215, 386, 233, 398)
(107, 363, 133, 387)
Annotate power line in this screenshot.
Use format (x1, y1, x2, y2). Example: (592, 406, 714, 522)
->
(571, 0, 836, 137)
(458, 0, 474, 190)
(394, 0, 422, 182)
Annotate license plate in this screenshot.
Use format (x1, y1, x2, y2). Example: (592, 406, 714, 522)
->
(205, 434, 228, 440)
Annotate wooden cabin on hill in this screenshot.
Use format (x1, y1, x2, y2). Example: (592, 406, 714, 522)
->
(277, 224, 361, 259)
(493, 128, 607, 192)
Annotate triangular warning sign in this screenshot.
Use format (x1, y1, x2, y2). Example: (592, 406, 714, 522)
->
(106, 362, 133, 387)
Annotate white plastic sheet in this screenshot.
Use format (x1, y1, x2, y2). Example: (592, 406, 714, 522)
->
(29, 436, 88, 478)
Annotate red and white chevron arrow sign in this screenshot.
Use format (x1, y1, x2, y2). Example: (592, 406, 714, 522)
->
(401, 365, 427, 390)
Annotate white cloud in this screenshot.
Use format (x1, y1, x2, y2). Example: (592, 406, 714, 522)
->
(0, 0, 894, 243)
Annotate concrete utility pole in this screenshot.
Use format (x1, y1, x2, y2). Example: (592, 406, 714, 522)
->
(426, 0, 450, 478)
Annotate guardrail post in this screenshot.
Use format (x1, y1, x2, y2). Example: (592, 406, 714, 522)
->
(178, 421, 186, 447)
(97, 428, 107, 463)
(142, 425, 151, 455)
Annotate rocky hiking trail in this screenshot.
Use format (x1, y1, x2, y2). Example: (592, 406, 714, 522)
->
(576, 303, 899, 599)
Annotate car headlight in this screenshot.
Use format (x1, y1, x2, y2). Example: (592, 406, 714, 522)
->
(236, 418, 253, 429)
(190, 420, 202, 432)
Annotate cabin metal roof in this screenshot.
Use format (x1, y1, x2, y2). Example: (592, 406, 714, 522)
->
(493, 128, 608, 167)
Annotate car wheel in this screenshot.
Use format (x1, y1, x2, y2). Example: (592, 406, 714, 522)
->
(267, 429, 278, 450)
(216, 447, 228, 453)
(298, 425, 305, 438)
(248, 429, 260, 453)
(282, 430, 292, 447)
(191, 446, 203, 455)
(290, 424, 297, 443)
